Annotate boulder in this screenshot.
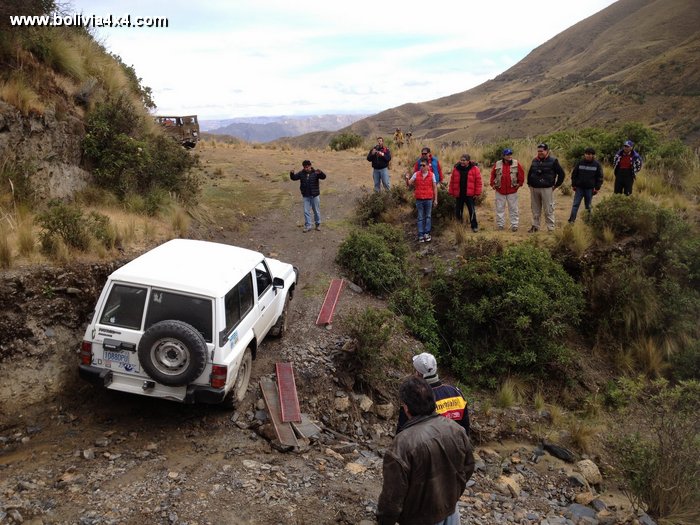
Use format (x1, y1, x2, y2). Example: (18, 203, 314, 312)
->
(576, 459, 603, 486)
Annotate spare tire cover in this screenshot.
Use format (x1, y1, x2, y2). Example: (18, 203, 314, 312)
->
(137, 320, 207, 386)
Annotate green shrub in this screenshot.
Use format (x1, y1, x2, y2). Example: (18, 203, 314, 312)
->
(82, 95, 199, 201)
(587, 195, 659, 239)
(610, 380, 700, 523)
(430, 243, 584, 386)
(431, 186, 456, 226)
(482, 140, 516, 166)
(355, 190, 392, 225)
(329, 132, 364, 151)
(390, 283, 440, 353)
(1, 159, 35, 205)
(336, 223, 408, 295)
(347, 307, 393, 369)
(86, 211, 115, 249)
(37, 200, 90, 251)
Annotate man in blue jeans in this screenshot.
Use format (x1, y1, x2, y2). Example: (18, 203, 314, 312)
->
(568, 147, 604, 223)
(290, 160, 326, 232)
(367, 136, 392, 191)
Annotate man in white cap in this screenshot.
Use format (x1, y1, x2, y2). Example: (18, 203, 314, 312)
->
(396, 352, 470, 434)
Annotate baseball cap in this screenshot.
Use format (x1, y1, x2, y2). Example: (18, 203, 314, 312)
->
(302, 160, 312, 166)
(623, 140, 634, 147)
(537, 143, 549, 150)
(503, 148, 513, 156)
(412, 352, 437, 377)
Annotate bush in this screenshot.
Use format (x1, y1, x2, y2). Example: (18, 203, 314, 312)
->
(389, 283, 440, 353)
(610, 380, 700, 523)
(347, 307, 393, 369)
(82, 95, 199, 201)
(588, 195, 660, 240)
(336, 223, 408, 295)
(329, 132, 364, 151)
(430, 244, 584, 386)
(37, 200, 90, 251)
(354, 185, 411, 225)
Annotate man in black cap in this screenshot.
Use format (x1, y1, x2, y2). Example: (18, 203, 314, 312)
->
(613, 140, 642, 195)
(527, 143, 565, 232)
(290, 160, 326, 232)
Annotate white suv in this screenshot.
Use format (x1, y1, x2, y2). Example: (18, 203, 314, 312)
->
(79, 239, 297, 407)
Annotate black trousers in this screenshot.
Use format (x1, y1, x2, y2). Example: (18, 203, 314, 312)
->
(455, 196, 478, 228)
(614, 171, 635, 195)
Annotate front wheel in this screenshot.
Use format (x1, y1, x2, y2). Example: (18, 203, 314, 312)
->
(269, 293, 290, 338)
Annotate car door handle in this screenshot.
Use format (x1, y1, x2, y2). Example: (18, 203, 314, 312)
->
(261, 306, 266, 311)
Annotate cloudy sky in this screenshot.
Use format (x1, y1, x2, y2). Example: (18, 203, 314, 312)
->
(69, 0, 617, 119)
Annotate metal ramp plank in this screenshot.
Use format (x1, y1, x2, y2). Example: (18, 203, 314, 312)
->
(316, 278, 345, 326)
(291, 414, 322, 439)
(260, 377, 299, 447)
(276, 362, 301, 423)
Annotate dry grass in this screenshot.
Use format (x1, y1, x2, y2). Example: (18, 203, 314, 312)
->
(632, 337, 669, 378)
(450, 220, 470, 246)
(567, 419, 597, 454)
(495, 377, 527, 408)
(533, 391, 546, 411)
(46, 32, 87, 80)
(601, 225, 615, 244)
(170, 208, 190, 237)
(555, 220, 594, 256)
(0, 77, 44, 116)
(0, 227, 12, 268)
(17, 218, 35, 257)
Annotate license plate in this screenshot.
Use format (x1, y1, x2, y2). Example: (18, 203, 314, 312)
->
(104, 349, 140, 373)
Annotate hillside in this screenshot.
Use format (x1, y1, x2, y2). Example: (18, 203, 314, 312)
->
(283, 0, 700, 149)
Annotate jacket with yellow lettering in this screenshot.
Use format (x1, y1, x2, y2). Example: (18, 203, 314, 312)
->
(397, 381, 470, 434)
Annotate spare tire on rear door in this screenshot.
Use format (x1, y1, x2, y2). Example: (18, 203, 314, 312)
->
(138, 320, 208, 386)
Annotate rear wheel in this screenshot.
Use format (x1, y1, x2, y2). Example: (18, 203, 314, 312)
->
(221, 348, 252, 409)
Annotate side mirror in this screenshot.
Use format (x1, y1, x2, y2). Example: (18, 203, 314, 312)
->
(272, 277, 285, 289)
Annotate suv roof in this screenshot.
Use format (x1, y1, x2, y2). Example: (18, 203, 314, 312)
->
(110, 239, 264, 297)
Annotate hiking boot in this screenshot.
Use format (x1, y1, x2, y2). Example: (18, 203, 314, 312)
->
(528, 226, 539, 233)
(315, 224, 321, 231)
(424, 234, 432, 242)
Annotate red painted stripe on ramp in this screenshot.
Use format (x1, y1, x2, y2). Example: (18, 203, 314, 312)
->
(276, 362, 301, 423)
(316, 278, 345, 325)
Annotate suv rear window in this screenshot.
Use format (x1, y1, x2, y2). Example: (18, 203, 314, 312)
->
(100, 284, 147, 329)
(144, 290, 213, 342)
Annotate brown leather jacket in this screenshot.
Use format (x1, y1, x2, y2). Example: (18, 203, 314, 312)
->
(377, 413, 475, 525)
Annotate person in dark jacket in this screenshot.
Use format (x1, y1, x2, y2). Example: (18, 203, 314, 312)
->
(568, 147, 604, 223)
(367, 136, 392, 192)
(290, 160, 326, 232)
(448, 154, 482, 232)
(397, 352, 470, 435)
(378, 376, 475, 525)
(613, 139, 643, 195)
(527, 143, 565, 232)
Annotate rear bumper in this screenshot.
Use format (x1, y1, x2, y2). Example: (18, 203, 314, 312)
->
(78, 365, 226, 405)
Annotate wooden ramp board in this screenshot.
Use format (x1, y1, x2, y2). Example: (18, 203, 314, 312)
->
(260, 377, 299, 447)
(276, 362, 301, 423)
(316, 278, 345, 326)
(291, 414, 322, 439)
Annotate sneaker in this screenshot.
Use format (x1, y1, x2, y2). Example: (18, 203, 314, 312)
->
(315, 224, 321, 231)
(418, 236, 425, 243)
(528, 226, 539, 233)
(511, 226, 518, 232)
(303, 227, 311, 233)
(472, 227, 479, 233)
(497, 226, 504, 231)
(424, 234, 432, 242)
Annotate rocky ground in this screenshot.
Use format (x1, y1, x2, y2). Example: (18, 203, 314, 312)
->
(0, 144, 658, 524)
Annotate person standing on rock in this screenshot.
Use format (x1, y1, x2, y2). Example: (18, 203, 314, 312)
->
(568, 147, 604, 223)
(397, 352, 470, 435)
(405, 161, 438, 243)
(527, 143, 565, 232)
(378, 376, 475, 525)
(613, 139, 642, 195)
(290, 160, 326, 232)
(448, 154, 482, 232)
(490, 148, 525, 231)
(367, 136, 392, 192)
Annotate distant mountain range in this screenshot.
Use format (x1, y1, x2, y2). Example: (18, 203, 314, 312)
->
(200, 114, 370, 142)
(280, 0, 700, 149)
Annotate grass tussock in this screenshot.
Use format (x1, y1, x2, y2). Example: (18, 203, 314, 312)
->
(555, 221, 594, 256)
(0, 77, 44, 115)
(170, 208, 190, 237)
(495, 378, 526, 408)
(533, 391, 546, 412)
(0, 227, 12, 268)
(17, 219, 36, 257)
(567, 419, 597, 454)
(632, 337, 669, 378)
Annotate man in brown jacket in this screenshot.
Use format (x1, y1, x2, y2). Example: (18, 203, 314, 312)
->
(377, 376, 475, 525)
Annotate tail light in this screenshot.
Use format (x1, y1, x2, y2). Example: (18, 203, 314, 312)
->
(80, 341, 93, 365)
(210, 365, 227, 389)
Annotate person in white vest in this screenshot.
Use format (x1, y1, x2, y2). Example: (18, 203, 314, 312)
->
(490, 148, 525, 231)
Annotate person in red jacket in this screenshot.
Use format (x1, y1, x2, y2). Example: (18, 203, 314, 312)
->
(449, 154, 483, 232)
(490, 148, 525, 232)
(405, 160, 438, 243)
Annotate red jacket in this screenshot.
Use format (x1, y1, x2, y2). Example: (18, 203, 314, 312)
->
(490, 159, 525, 195)
(412, 170, 436, 200)
(449, 163, 482, 198)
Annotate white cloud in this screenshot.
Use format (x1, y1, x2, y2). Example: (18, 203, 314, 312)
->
(69, 0, 617, 118)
